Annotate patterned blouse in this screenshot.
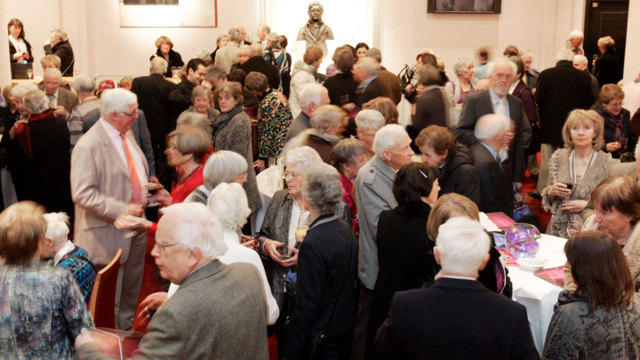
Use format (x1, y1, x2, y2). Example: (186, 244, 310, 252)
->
(0, 260, 94, 359)
(56, 245, 97, 304)
(257, 90, 293, 159)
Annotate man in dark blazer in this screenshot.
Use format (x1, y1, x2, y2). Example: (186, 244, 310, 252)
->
(534, 48, 593, 193)
(169, 58, 206, 117)
(76, 202, 269, 359)
(131, 57, 177, 189)
(376, 217, 538, 360)
(41, 68, 79, 118)
(353, 57, 384, 108)
(454, 58, 531, 193)
(238, 43, 280, 91)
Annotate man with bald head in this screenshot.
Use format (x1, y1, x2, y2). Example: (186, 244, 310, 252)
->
(573, 54, 600, 103)
(238, 42, 280, 90)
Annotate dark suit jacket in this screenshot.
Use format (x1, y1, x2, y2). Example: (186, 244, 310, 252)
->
(131, 73, 177, 147)
(455, 90, 530, 183)
(168, 79, 195, 118)
(56, 87, 79, 114)
(356, 77, 384, 108)
(535, 61, 593, 146)
(44, 40, 74, 76)
(472, 142, 515, 217)
(412, 86, 449, 131)
(239, 56, 281, 90)
(323, 72, 358, 106)
(375, 278, 539, 360)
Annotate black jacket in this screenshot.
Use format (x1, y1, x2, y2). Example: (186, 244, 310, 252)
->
(471, 142, 515, 217)
(323, 72, 358, 106)
(169, 79, 195, 118)
(356, 77, 384, 108)
(131, 73, 178, 147)
(594, 49, 622, 87)
(592, 104, 637, 158)
(44, 40, 74, 76)
(439, 143, 481, 206)
(9, 38, 33, 63)
(238, 56, 281, 91)
(151, 49, 184, 78)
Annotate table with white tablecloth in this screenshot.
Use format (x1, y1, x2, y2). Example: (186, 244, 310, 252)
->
(507, 234, 566, 355)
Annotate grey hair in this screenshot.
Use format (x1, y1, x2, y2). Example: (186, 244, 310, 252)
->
(177, 111, 212, 138)
(568, 30, 584, 40)
(435, 217, 490, 277)
(416, 64, 441, 86)
(299, 83, 328, 109)
(302, 162, 342, 215)
(573, 54, 588, 66)
(158, 202, 227, 259)
(310, 105, 344, 133)
(205, 65, 227, 82)
(10, 82, 38, 99)
(250, 43, 264, 57)
(474, 113, 508, 141)
(228, 27, 241, 42)
(23, 89, 49, 114)
(216, 33, 228, 45)
(453, 56, 473, 76)
(284, 146, 323, 173)
(43, 212, 70, 244)
(331, 138, 367, 174)
(43, 68, 62, 82)
(50, 29, 68, 41)
(355, 57, 380, 76)
(555, 48, 575, 62)
(100, 88, 138, 120)
(237, 44, 251, 56)
(487, 58, 517, 78)
(257, 24, 271, 33)
(365, 48, 382, 63)
(207, 182, 251, 231)
(372, 124, 408, 156)
(73, 74, 96, 94)
(355, 109, 385, 131)
(202, 150, 248, 190)
(150, 56, 169, 74)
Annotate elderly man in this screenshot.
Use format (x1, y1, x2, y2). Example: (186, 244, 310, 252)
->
(471, 114, 517, 216)
(41, 68, 79, 118)
(535, 48, 593, 194)
(237, 26, 251, 46)
(238, 43, 280, 90)
(215, 28, 242, 73)
(565, 30, 584, 55)
(256, 23, 270, 49)
(352, 124, 414, 359)
(131, 57, 177, 189)
(75, 202, 268, 359)
(454, 58, 531, 198)
(520, 51, 539, 92)
(71, 88, 148, 330)
(286, 83, 329, 141)
(68, 73, 100, 149)
(169, 58, 207, 116)
(353, 57, 383, 108)
(573, 55, 600, 104)
(366, 48, 402, 105)
(376, 217, 538, 359)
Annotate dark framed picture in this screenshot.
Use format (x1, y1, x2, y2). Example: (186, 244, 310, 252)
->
(427, 0, 501, 14)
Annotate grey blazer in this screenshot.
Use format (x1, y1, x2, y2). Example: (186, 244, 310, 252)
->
(79, 260, 269, 360)
(57, 87, 79, 114)
(355, 155, 397, 290)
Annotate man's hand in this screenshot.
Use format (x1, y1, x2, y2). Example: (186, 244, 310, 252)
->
(74, 328, 94, 350)
(136, 292, 168, 326)
(115, 214, 152, 230)
(254, 159, 266, 172)
(127, 204, 144, 217)
(52, 105, 68, 118)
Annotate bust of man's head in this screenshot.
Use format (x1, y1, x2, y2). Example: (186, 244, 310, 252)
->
(308, 2, 324, 21)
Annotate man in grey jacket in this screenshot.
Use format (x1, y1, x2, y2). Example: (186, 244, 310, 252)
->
(351, 124, 414, 359)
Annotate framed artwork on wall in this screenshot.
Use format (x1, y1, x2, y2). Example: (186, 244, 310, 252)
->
(119, 0, 218, 27)
(427, 0, 501, 14)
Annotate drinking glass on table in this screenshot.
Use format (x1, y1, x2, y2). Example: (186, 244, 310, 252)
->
(26, 68, 33, 80)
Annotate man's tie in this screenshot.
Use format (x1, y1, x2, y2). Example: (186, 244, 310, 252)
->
(120, 133, 144, 204)
(47, 94, 55, 108)
(495, 98, 508, 120)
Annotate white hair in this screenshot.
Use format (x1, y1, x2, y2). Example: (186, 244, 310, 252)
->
(250, 43, 264, 57)
(372, 124, 408, 156)
(573, 55, 588, 66)
(474, 114, 508, 141)
(453, 56, 474, 76)
(158, 202, 227, 259)
(237, 44, 251, 56)
(203, 150, 248, 190)
(299, 83, 328, 109)
(302, 163, 342, 215)
(73, 73, 96, 94)
(23, 89, 49, 114)
(228, 27, 241, 42)
(43, 67, 62, 82)
(568, 30, 584, 40)
(11, 82, 38, 99)
(284, 146, 323, 172)
(355, 109, 385, 131)
(50, 28, 68, 42)
(310, 105, 343, 133)
(150, 56, 168, 74)
(100, 88, 138, 120)
(177, 112, 212, 137)
(486, 57, 517, 78)
(43, 212, 70, 244)
(207, 182, 251, 231)
(435, 217, 491, 277)
(355, 57, 380, 76)
(556, 48, 575, 62)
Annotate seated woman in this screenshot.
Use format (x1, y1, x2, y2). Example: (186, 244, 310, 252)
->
(355, 109, 386, 159)
(427, 193, 512, 296)
(0, 201, 93, 358)
(592, 84, 636, 160)
(179, 86, 219, 129)
(331, 138, 368, 234)
(363, 97, 399, 125)
(41, 212, 96, 304)
(300, 104, 346, 163)
(151, 35, 184, 78)
(542, 231, 640, 360)
(542, 109, 616, 237)
(282, 163, 358, 360)
(366, 162, 441, 360)
(415, 125, 481, 206)
(410, 64, 450, 147)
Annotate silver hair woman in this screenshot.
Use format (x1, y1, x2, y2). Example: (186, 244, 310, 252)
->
(177, 110, 213, 138)
(445, 56, 477, 106)
(185, 150, 249, 204)
(355, 109, 386, 159)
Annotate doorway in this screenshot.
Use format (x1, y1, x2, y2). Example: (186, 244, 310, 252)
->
(583, 0, 628, 78)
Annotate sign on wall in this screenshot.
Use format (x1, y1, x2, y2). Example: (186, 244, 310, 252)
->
(119, 0, 217, 27)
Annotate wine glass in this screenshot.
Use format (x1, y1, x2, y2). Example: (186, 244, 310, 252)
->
(26, 68, 33, 80)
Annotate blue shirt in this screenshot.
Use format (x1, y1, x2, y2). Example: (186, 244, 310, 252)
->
(489, 88, 511, 120)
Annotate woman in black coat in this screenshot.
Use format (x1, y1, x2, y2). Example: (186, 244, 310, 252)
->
(366, 162, 441, 360)
(43, 29, 74, 76)
(150, 36, 184, 78)
(323, 48, 358, 109)
(594, 35, 622, 87)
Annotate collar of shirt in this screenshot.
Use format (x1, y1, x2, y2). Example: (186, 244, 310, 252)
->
(53, 240, 75, 266)
(480, 141, 499, 161)
(361, 76, 377, 90)
(489, 88, 507, 107)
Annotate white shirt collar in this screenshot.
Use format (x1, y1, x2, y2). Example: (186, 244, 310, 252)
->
(53, 240, 75, 265)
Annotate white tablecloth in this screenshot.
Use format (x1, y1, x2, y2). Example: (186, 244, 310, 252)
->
(507, 234, 566, 355)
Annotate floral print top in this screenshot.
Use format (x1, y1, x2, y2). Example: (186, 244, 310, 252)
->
(257, 90, 293, 159)
(0, 260, 94, 359)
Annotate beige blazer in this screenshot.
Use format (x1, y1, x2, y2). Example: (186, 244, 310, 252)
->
(71, 119, 148, 265)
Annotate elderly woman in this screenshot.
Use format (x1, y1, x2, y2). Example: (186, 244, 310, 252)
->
(542, 231, 640, 360)
(594, 35, 621, 87)
(366, 162, 441, 359)
(332, 138, 368, 234)
(355, 109, 386, 159)
(212, 81, 261, 213)
(245, 71, 293, 169)
(40, 212, 96, 304)
(289, 46, 324, 118)
(323, 48, 359, 109)
(151, 35, 184, 78)
(176, 111, 212, 140)
(179, 85, 219, 130)
(426, 193, 512, 296)
(445, 56, 477, 106)
(8, 18, 32, 65)
(412, 64, 450, 142)
(210, 34, 228, 64)
(282, 162, 358, 360)
(0, 201, 93, 358)
(416, 125, 481, 206)
(185, 150, 249, 204)
(542, 109, 616, 237)
(43, 29, 74, 76)
(300, 104, 346, 163)
(592, 84, 636, 159)
(235, 44, 251, 67)
(363, 97, 399, 124)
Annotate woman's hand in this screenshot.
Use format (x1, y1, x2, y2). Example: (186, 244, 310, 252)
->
(606, 142, 621, 152)
(152, 188, 172, 207)
(549, 182, 571, 198)
(9, 119, 27, 139)
(254, 159, 266, 172)
(561, 200, 588, 213)
(264, 240, 298, 267)
(240, 235, 258, 250)
(74, 328, 94, 350)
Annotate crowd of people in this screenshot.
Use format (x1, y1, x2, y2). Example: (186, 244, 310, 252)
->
(2, 14, 640, 359)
